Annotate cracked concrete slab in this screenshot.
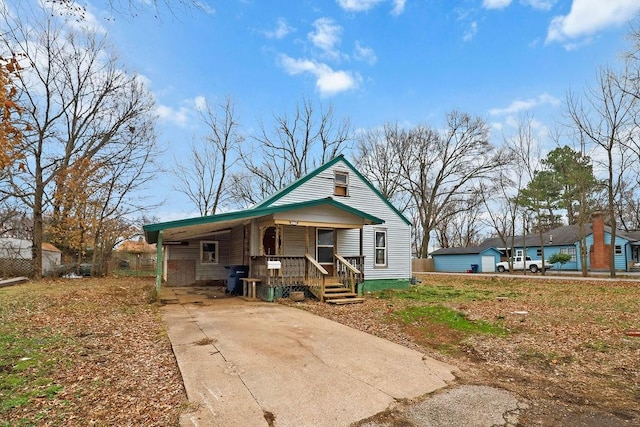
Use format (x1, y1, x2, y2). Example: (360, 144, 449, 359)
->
(160, 297, 457, 427)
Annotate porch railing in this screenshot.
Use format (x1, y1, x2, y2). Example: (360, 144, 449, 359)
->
(335, 254, 362, 294)
(305, 254, 328, 302)
(250, 254, 359, 302)
(252, 255, 306, 286)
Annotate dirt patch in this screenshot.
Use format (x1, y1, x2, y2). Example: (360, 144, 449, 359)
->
(282, 274, 640, 425)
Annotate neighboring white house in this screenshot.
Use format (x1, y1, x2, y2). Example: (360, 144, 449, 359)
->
(144, 155, 412, 302)
(0, 238, 62, 275)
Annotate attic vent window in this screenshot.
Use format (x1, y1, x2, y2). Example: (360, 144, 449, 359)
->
(334, 171, 348, 196)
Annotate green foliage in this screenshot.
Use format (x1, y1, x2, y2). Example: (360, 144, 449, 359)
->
(375, 282, 520, 302)
(0, 326, 66, 414)
(541, 146, 602, 224)
(394, 305, 507, 336)
(549, 252, 572, 266)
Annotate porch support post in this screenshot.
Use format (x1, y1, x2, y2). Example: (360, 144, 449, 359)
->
(155, 231, 163, 293)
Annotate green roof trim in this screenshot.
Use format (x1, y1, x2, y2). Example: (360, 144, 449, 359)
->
(254, 154, 411, 226)
(143, 197, 384, 244)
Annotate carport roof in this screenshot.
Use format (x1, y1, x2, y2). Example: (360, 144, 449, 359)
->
(143, 197, 384, 244)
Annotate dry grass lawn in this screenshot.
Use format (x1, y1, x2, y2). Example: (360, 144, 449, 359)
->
(0, 277, 186, 426)
(2, 274, 639, 426)
(296, 273, 640, 425)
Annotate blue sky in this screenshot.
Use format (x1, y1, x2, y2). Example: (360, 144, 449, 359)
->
(18, 0, 640, 220)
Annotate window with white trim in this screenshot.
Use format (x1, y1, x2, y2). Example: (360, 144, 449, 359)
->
(615, 245, 622, 255)
(334, 171, 348, 196)
(536, 248, 542, 257)
(560, 247, 576, 262)
(201, 241, 219, 264)
(374, 229, 387, 267)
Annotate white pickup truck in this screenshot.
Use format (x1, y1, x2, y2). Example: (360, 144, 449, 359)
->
(496, 255, 553, 273)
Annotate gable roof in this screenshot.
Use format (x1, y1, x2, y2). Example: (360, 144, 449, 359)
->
(253, 155, 411, 226)
(144, 197, 384, 244)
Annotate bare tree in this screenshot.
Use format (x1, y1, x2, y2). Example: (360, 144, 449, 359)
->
(353, 123, 411, 213)
(615, 178, 640, 231)
(0, 4, 159, 278)
(231, 97, 351, 205)
(566, 66, 637, 278)
(174, 96, 242, 215)
(435, 195, 484, 248)
(391, 111, 508, 257)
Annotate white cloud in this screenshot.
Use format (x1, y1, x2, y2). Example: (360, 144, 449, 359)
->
(193, 96, 207, 111)
(546, 0, 640, 45)
(279, 54, 360, 96)
(354, 41, 377, 64)
(265, 18, 294, 39)
(489, 93, 560, 116)
(336, 0, 406, 15)
(463, 21, 478, 41)
(337, 0, 385, 12)
(308, 18, 342, 57)
(522, 0, 556, 11)
(391, 0, 406, 15)
(156, 104, 190, 127)
(482, 0, 512, 10)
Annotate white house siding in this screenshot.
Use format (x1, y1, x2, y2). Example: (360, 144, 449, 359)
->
(265, 160, 412, 281)
(337, 228, 360, 256)
(42, 251, 62, 274)
(0, 238, 61, 274)
(282, 225, 307, 256)
(229, 225, 245, 265)
(276, 205, 365, 226)
(169, 236, 231, 281)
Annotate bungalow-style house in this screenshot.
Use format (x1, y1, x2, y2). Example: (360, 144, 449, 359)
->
(0, 238, 62, 276)
(432, 213, 640, 273)
(116, 237, 157, 270)
(143, 155, 412, 303)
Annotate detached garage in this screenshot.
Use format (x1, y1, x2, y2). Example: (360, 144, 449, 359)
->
(431, 247, 501, 273)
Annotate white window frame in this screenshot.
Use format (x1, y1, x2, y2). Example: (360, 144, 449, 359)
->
(316, 228, 334, 265)
(200, 240, 219, 264)
(615, 245, 622, 255)
(560, 247, 577, 262)
(374, 229, 387, 267)
(334, 171, 349, 197)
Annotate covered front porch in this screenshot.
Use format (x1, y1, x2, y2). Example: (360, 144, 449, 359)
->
(143, 198, 384, 304)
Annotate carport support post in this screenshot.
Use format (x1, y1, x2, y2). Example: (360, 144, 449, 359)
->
(155, 231, 163, 293)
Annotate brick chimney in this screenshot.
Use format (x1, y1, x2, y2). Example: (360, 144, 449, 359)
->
(590, 212, 610, 270)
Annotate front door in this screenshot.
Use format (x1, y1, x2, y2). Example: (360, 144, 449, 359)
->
(316, 228, 334, 275)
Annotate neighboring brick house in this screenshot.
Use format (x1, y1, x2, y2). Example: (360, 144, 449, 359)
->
(432, 213, 640, 273)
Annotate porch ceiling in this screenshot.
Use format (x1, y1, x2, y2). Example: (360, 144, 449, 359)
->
(143, 197, 384, 244)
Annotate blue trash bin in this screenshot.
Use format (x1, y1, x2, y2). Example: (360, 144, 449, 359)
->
(470, 264, 479, 273)
(225, 265, 250, 295)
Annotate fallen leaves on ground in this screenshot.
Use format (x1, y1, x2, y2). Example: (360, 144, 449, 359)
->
(0, 277, 186, 426)
(282, 274, 640, 424)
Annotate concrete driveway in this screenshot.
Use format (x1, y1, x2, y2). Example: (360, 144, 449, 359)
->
(160, 290, 458, 427)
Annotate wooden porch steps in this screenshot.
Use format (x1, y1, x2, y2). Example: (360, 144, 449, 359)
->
(323, 280, 364, 305)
